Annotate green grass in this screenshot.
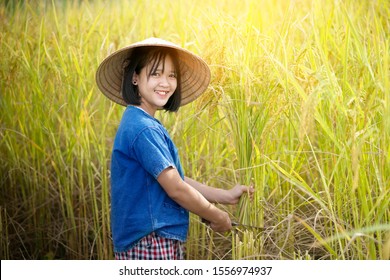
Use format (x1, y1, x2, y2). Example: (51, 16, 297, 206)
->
(1, 0, 389, 260)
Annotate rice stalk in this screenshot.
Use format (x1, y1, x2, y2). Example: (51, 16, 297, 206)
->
(1, 0, 388, 260)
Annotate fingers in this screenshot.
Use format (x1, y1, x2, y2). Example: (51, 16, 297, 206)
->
(210, 218, 232, 232)
(209, 212, 232, 232)
(247, 185, 255, 199)
(202, 218, 231, 232)
(238, 184, 255, 199)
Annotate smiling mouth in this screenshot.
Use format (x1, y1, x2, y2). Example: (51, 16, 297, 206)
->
(155, 90, 169, 96)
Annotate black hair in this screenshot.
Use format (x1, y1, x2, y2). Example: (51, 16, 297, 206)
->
(122, 47, 182, 112)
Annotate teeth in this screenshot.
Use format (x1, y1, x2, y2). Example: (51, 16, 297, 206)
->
(156, 91, 168, 95)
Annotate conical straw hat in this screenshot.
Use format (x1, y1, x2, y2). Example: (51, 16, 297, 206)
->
(96, 37, 211, 107)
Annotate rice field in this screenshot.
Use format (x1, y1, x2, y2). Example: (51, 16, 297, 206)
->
(1, 0, 389, 260)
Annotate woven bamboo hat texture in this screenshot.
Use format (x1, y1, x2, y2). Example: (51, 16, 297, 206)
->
(96, 37, 211, 107)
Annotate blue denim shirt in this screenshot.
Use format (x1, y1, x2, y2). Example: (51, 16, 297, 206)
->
(110, 106, 189, 252)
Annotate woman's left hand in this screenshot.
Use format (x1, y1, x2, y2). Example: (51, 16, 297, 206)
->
(225, 184, 255, 205)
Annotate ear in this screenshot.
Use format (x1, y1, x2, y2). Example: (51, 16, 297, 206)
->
(132, 73, 138, 85)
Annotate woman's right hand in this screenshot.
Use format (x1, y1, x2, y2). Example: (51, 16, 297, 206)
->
(209, 211, 232, 232)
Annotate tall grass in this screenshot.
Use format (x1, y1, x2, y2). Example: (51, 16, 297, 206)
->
(1, 0, 389, 259)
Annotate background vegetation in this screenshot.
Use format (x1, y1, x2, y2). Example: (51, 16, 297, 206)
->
(1, 0, 389, 259)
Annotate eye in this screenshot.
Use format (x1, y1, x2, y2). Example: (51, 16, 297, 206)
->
(169, 72, 177, 78)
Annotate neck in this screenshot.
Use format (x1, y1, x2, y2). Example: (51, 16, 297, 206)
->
(137, 104, 156, 117)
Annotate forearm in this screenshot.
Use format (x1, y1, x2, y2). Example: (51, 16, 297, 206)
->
(158, 169, 227, 224)
(184, 176, 230, 204)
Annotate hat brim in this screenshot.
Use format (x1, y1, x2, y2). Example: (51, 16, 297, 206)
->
(96, 38, 211, 107)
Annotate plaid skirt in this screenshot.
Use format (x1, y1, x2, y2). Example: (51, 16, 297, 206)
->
(114, 232, 186, 260)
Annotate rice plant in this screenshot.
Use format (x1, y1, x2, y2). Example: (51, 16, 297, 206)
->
(1, 0, 389, 259)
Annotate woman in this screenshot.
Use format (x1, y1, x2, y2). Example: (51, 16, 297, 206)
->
(96, 38, 254, 260)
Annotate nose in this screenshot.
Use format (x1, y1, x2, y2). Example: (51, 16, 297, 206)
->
(159, 75, 169, 87)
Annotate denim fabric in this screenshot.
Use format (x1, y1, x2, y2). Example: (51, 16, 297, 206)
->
(110, 106, 189, 252)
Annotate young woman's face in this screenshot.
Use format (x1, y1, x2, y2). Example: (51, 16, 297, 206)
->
(133, 55, 177, 116)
